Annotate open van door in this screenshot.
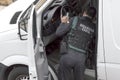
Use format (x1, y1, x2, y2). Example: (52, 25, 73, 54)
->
(27, 4, 49, 80)
(27, 0, 58, 80)
(27, 5, 38, 80)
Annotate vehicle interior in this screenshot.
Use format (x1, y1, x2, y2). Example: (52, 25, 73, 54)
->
(41, 0, 98, 80)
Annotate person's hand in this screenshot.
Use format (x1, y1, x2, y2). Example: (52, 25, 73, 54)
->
(61, 16, 69, 23)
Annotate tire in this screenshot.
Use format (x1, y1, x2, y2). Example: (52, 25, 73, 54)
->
(8, 66, 29, 80)
(7, 66, 57, 80)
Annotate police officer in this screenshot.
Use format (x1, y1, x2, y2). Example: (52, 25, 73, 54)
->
(56, 7, 96, 80)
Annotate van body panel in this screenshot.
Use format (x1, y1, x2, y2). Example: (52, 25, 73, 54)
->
(0, 0, 35, 33)
(97, 0, 107, 80)
(0, 28, 18, 42)
(0, 0, 35, 64)
(103, 0, 120, 64)
(1, 55, 28, 66)
(97, 63, 107, 80)
(0, 29, 27, 61)
(97, 0, 105, 63)
(103, 0, 120, 80)
(106, 63, 120, 80)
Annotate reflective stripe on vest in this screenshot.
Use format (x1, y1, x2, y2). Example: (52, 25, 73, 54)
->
(68, 44, 86, 54)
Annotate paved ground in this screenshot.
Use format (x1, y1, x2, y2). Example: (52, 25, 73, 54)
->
(0, 5, 6, 11)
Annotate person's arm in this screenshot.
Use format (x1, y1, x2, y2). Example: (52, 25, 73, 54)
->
(56, 23, 70, 37)
(56, 16, 73, 37)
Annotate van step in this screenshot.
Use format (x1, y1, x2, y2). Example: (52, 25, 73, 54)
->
(84, 69, 95, 80)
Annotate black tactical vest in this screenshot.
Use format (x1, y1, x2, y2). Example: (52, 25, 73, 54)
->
(67, 17, 95, 53)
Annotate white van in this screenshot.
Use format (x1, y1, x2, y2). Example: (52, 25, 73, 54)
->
(0, 0, 120, 80)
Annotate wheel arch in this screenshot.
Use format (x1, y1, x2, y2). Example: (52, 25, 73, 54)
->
(5, 64, 28, 80)
(1, 55, 29, 66)
(1, 55, 29, 80)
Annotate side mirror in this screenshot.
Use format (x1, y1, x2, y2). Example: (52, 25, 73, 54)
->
(18, 19, 28, 40)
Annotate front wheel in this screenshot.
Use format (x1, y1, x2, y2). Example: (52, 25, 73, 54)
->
(7, 66, 29, 80)
(7, 66, 58, 80)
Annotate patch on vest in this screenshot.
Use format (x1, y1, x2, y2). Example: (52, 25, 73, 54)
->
(80, 24, 94, 34)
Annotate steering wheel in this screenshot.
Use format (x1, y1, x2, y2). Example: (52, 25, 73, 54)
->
(42, 5, 72, 36)
(60, 5, 72, 18)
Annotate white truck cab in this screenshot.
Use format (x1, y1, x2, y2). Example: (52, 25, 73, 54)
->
(0, 0, 120, 80)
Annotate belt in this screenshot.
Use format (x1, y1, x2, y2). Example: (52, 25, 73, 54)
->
(68, 44, 86, 54)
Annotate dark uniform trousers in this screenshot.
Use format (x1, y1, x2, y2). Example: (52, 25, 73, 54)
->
(58, 48, 86, 80)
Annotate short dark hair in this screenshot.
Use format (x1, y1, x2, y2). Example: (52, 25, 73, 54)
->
(84, 7, 96, 18)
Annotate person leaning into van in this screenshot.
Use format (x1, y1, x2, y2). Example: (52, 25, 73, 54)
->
(55, 7, 96, 80)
